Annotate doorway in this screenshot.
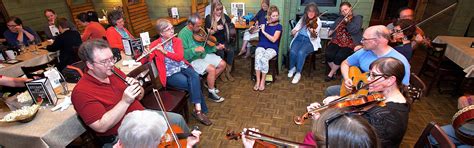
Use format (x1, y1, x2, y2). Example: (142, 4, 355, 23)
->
(369, 0, 417, 26)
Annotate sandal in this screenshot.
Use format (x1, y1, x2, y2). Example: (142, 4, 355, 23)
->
(253, 84, 259, 91)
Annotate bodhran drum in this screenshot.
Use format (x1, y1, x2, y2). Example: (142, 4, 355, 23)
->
(452, 105, 474, 145)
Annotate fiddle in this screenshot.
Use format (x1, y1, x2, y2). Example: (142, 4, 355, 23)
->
(305, 18, 319, 38)
(159, 125, 200, 148)
(294, 93, 386, 125)
(226, 129, 316, 147)
(193, 28, 218, 47)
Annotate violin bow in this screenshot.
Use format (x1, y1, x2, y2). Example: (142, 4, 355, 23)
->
(152, 88, 182, 148)
(328, 0, 360, 37)
(243, 129, 316, 147)
(135, 34, 177, 61)
(398, 2, 457, 33)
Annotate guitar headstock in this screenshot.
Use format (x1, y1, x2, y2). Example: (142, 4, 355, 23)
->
(225, 130, 241, 140)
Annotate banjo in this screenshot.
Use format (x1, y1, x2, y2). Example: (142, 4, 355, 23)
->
(452, 104, 474, 145)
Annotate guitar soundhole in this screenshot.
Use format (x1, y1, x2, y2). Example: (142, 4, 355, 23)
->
(357, 81, 364, 90)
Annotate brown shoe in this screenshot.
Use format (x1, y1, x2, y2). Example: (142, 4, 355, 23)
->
(192, 110, 212, 126)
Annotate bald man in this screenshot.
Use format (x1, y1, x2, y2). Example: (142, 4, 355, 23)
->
(325, 25, 411, 97)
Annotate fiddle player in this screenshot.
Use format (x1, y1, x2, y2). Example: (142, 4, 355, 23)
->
(114, 110, 201, 148)
(390, 19, 417, 61)
(178, 13, 226, 102)
(206, 1, 235, 82)
(71, 39, 188, 146)
(325, 25, 411, 97)
(309, 57, 410, 147)
(253, 5, 282, 91)
(242, 108, 380, 147)
(386, 7, 427, 47)
(325, 2, 363, 82)
(288, 2, 322, 84)
(140, 19, 212, 126)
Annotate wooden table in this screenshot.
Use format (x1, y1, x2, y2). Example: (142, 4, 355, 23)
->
(0, 54, 140, 148)
(433, 36, 474, 78)
(0, 42, 55, 77)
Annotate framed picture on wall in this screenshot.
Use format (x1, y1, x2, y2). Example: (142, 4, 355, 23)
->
(301, 0, 337, 7)
(231, 3, 245, 18)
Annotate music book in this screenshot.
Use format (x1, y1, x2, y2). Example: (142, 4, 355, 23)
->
(25, 77, 58, 106)
(123, 38, 144, 60)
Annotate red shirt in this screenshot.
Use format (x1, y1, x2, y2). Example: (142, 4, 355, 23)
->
(139, 37, 190, 87)
(81, 22, 106, 41)
(71, 67, 144, 136)
(105, 27, 134, 51)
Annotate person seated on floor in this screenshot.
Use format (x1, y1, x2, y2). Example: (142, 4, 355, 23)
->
(0, 75, 32, 87)
(325, 25, 411, 97)
(205, 1, 235, 82)
(46, 17, 82, 71)
(43, 9, 77, 40)
(3, 16, 40, 48)
(114, 110, 201, 148)
(237, 0, 269, 58)
(316, 57, 410, 147)
(140, 18, 213, 126)
(253, 5, 282, 91)
(105, 9, 134, 51)
(71, 39, 188, 146)
(429, 95, 474, 147)
(288, 2, 322, 84)
(324, 2, 363, 82)
(77, 11, 106, 41)
(390, 19, 417, 61)
(242, 108, 380, 148)
(178, 13, 226, 103)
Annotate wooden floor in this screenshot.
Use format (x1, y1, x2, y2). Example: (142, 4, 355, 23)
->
(187, 49, 461, 147)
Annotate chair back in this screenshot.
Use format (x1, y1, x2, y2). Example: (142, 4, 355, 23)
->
(21, 57, 59, 78)
(62, 61, 85, 83)
(414, 121, 455, 148)
(126, 62, 156, 93)
(425, 42, 448, 68)
(408, 73, 426, 103)
(289, 19, 296, 29)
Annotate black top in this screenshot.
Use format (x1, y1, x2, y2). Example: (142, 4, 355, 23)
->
(46, 30, 82, 71)
(363, 102, 410, 148)
(205, 14, 231, 44)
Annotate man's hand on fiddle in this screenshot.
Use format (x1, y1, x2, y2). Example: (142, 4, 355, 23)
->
(216, 44, 225, 50)
(306, 102, 322, 120)
(186, 130, 201, 148)
(242, 128, 259, 148)
(194, 46, 205, 53)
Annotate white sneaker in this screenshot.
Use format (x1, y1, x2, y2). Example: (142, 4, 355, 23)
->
(288, 67, 296, 78)
(292, 73, 301, 84)
(208, 88, 220, 93)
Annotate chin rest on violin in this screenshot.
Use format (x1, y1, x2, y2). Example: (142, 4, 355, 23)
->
(193, 28, 219, 47)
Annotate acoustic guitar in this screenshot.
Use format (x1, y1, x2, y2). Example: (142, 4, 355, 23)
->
(339, 66, 369, 96)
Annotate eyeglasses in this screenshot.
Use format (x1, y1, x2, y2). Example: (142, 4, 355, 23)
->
(361, 37, 377, 42)
(7, 25, 18, 28)
(368, 72, 388, 79)
(94, 57, 117, 66)
(392, 29, 402, 33)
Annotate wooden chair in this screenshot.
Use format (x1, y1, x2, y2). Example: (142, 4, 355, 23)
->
(407, 73, 426, 104)
(21, 57, 58, 78)
(417, 42, 464, 96)
(414, 121, 455, 148)
(128, 61, 190, 122)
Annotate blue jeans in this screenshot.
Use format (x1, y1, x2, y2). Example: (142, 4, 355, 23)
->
(429, 125, 473, 147)
(325, 85, 341, 97)
(289, 35, 314, 73)
(167, 67, 208, 113)
(216, 45, 235, 65)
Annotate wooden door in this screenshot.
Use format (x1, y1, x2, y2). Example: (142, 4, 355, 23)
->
(191, 0, 208, 18)
(66, 0, 96, 32)
(121, 0, 154, 37)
